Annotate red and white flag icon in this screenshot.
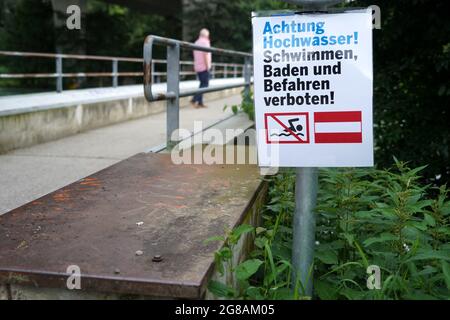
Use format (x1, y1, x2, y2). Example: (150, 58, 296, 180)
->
(314, 111, 362, 143)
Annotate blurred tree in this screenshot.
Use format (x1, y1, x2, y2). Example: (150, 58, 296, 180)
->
(184, 0, 295, 52)
(0, 0, 55, 90)
(353, 0, 450, 185)
(0, 0, 181, 90)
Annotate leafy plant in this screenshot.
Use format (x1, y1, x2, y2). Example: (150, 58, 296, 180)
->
(208, 161, 450, 300)
(314, 160, 450, 300)
(223, 88, 255, 121)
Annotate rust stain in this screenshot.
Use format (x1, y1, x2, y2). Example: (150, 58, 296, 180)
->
(79, 177, 101, 187)
(52, 189, 71, 202)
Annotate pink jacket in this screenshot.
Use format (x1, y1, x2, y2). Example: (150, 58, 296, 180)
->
(193, 36, 212, 73)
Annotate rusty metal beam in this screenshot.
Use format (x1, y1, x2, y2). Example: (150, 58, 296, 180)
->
(0, 153, 263, 299)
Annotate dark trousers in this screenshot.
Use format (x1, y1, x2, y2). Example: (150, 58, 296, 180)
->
(192, 70, 209, 105)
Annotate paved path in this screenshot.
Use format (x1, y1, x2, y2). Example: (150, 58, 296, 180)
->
(0, 93, 244, 215)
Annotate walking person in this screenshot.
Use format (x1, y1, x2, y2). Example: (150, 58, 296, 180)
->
(191, 28, 212, 108)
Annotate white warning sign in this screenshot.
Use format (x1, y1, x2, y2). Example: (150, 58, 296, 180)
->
(252, 9, 373, 167)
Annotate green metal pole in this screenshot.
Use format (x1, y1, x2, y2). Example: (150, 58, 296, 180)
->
(281, 0, 343, 297)
(292, 167, 318, 296)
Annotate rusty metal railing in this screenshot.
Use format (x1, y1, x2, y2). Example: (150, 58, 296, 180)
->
(143, 35, 253, 150)
(0, 50, 245, 93)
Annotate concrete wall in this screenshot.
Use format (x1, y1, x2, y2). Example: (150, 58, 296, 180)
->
(205, 181, 267, 299)
(0, 87, 242, 154)
(0, 285, 9, 300)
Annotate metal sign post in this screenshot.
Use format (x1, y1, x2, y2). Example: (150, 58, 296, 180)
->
(282, 0, 344, 297)
(253, 0, 372, 297)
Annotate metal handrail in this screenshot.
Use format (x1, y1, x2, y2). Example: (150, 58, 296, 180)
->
(143, 35, 252, 102)
(0, 50, 142, 62)
(143, 35, 253, 150)
(0, 50, 245, 92)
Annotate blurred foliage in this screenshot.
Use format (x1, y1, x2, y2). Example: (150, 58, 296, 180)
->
(354, 0, 450, 185)
(83, 1, 179, 58)
(0, 0, 55, 89)
(184, 0, 296, 52)
(224, 88, 255, 121)
(0, 0, 180, 90)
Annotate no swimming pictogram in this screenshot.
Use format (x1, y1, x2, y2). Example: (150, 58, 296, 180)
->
(264, 112, 310, 144)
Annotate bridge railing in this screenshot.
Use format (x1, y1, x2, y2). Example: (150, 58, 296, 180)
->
(0, 50, 245, 93)
(143, 35, 253, 150)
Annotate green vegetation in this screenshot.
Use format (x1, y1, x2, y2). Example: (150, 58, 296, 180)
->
(184, 0, 295, 50)
(208, 162, 450, 299)
(0, 0, 178, 90)
(224, 88, 255, 121)
(358, 0, 450, 187)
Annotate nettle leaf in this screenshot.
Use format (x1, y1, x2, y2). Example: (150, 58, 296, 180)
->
(219, 247, 233, 259)
(204, 235, 225, 244)
(214, 252, 224, 275)
(354, 210, 377, 219)
(407, 221, 428, 231)
(415, 265, 437, 277)
(343, 233, 355, 246)
(339, 286, 366, 300)
(435, 227, 450, 236)
(255, 227, 266, 235)
(272, 287, 295, 300)
(441, 203, 450, 216)
(363, 233, 399, 247)
(232, 224, 254, 239)
(403, 291, 438, 300)
(442, 261, 450, 290)
(315, 250, 338, 265)
(245, 286, 264, 300)
(235, 259, 263, 281)
(314, 279, 338, 300)
(208, 280, 236, 298)
(402, 225, 427, 240)
(423, 214, 436, 227)
(271, 241, 291, 261)
(407, 250, 450, 262)
(254, 236, 267, 249)
(374, 208, 398, 220)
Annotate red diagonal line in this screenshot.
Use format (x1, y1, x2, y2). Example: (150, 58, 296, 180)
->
(271, 115, 303, 142)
